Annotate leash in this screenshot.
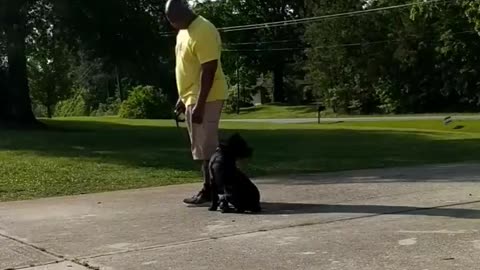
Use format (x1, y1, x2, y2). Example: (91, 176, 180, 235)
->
(174, 110, 191, 147)
(174, 110, 185, 128)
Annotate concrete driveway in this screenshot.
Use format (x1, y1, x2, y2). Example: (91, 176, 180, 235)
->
(1, 163, 480, 270)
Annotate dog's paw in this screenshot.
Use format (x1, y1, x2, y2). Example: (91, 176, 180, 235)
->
(220, 206, 233, 213)
(209, 206, 218, 212)
(251, 206, 262, 213)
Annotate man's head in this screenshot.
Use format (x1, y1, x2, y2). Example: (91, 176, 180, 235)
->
(165, 0, 195, 30)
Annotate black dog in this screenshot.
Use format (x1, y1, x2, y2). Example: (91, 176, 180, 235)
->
(208, 133, 261, 213)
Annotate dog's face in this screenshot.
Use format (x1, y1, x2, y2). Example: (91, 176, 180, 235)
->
(226, 133, 253, 160)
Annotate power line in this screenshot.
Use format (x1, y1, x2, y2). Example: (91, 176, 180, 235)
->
(224, 48, 303, 52)
(227, 29, 478, 49)
(219, 0, 449, 32)
(223, 30, 478, 53)
(160, 0, 450, 36)
(225, 39, 299, 46)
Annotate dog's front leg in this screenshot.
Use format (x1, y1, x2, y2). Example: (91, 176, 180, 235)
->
(219, 189, 234, 213)
(219, 195, 233, 213)
(210, 160, 229, 212)
(209, 186, 219, 211)
(209, 160, 219, 211)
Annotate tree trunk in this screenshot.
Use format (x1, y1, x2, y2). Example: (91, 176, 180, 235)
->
(272, 62, 285, 103)
(47, 105, 53, 118)
(0, 67, 8, 121)
(1, 0, 39, 127)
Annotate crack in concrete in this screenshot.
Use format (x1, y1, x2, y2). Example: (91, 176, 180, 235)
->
(0, 231, 64, 259)
(5, 259, 98, 270)
(77, 199, 480, 261)
(0, 233, 95, 270)
(71, 259, 100, 270)
(8, 261, 66, 270)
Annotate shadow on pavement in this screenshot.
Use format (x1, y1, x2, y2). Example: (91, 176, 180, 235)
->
(257, 163, 480, 185)
(259, 200, 480, 219)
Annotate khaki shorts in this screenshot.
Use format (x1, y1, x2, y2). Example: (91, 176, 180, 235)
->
(185, 100, 223, 161)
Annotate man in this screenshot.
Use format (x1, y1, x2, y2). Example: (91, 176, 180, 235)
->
(166, 0, 228, 205)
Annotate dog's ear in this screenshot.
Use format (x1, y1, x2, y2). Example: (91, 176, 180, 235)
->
(230, 133, 242, 140)
(247, 146, 254, 157)
(220, 133, 235, 146)
(227, 133, 242, 145)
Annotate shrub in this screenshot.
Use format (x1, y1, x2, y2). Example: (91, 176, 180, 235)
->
(374, 78, 399, 114)
(119, 85, 172, 119)
(91, 97, 122, 116)
(32, 103, 48, 118)
(223, 86, 253, 113)
(55, 90, 88, 117)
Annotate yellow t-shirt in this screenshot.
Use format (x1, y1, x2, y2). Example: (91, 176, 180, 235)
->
(175, 16, 228, 106)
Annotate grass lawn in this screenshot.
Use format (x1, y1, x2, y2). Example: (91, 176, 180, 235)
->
(222, 104, 479, 119)
(223, 104, 319, 119)
(1, 117, 480, 202)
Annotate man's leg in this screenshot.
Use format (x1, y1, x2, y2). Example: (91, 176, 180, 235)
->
(201, 160, 210, 193)
(182, 160, 211, 205)
(182, 104, 209, 205)
(183, 100, 223, 205)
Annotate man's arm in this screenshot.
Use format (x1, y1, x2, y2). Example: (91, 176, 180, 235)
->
(191, 24, 222, 123)
(197, 60, 218, 108)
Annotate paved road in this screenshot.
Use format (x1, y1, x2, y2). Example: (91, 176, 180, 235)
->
(223, 114, 480, 124)
(1, 163, 480, 269)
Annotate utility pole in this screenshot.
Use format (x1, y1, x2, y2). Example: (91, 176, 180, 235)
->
(236, 60, 240, 115)
(115, 66, 122, 100)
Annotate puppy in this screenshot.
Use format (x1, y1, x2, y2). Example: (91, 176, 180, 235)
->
(208, 133, 261, 213)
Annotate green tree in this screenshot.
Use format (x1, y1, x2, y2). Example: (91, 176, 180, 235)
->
(410, 0, 480, 111)
(53, 0, 175, 103)
(0, 0, 173, 126)
(28, 0, 73, 118)
(305, 0, 378, 113)
(28, 48, 73, 118)
(464, 0, 480, 32)
(0, 26, 7, 98)
(195, 0, 307, 103)
(0, 0, 38, 126)
(305, 0, 480, 114)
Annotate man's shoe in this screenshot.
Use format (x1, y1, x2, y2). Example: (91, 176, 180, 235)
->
(183, 191, 211, 206)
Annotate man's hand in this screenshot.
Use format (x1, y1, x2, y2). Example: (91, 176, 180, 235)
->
(192, 103, 205, 124)
(175, 99, 186, 115)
